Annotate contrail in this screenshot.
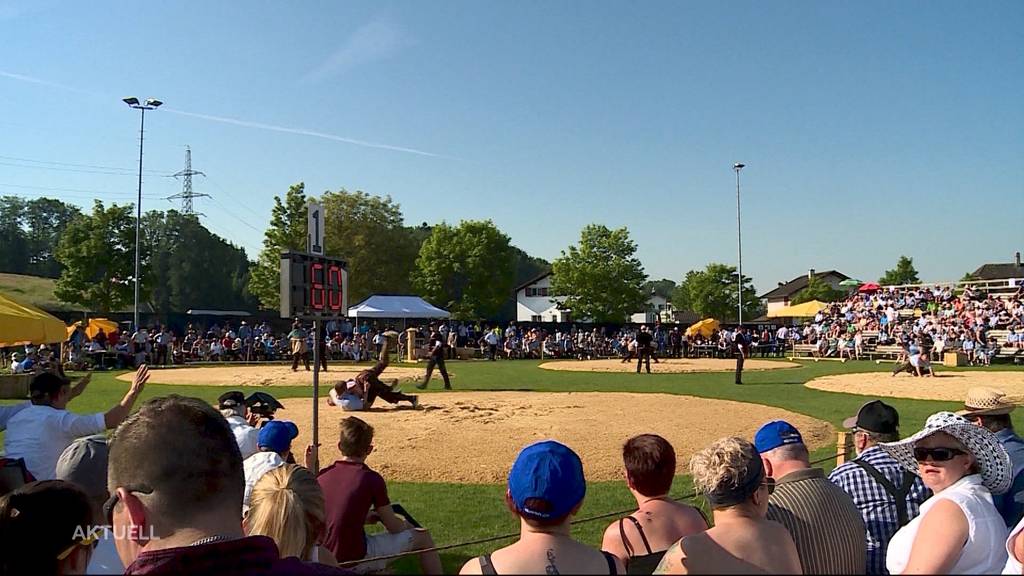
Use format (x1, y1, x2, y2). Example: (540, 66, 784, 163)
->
(163, 108, 451, 159)
(0, 69, 452, 160)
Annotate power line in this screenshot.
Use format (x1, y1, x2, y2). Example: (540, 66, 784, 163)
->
(0, 154, 174, 175)
(0, 160, 141, 177)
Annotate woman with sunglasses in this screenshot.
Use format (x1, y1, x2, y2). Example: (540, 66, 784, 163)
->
(0, 480, 97, 575)
(653, 437, 801, 574)
(881, 411, 1011, 574)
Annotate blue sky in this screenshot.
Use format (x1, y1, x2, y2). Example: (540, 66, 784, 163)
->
(2, 1, 1021, 293)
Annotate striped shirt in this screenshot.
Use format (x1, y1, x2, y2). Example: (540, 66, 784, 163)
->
(767, 467, 867, 575)
(829, 446, 930, 575)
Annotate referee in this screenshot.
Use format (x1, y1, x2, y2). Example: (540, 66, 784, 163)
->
(733, 326, 749, 385)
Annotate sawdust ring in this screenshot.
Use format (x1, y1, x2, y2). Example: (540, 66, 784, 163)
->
(539, 358, 800, 373)
(805, 370, 1024, 402)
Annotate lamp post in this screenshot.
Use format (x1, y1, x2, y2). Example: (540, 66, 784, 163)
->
(733, 162, 745, 326)
(122, 97, 163, 332)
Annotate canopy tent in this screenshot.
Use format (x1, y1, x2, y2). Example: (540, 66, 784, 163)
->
(685, 318, 720, 338)
(766, 300, 829, 318)
(347, 295, 450, 319)
(0, 293, 67, 347)
(858, 282, 881, 293)
(66, 318, 119, 340)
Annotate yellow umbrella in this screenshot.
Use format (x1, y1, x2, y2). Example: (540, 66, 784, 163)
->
(767, 300, 829, 318)
(0, 293, 67, 347)
(686, 318, 720, 337)
(67, 318, 119, 340)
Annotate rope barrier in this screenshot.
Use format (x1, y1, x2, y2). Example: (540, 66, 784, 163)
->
(336, 448, 855, 568)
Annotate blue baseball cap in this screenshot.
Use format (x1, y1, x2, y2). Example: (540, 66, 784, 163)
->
(508, 440, 586, 520)
(754, 420, 804, 453)
(258, 420, 299, 453)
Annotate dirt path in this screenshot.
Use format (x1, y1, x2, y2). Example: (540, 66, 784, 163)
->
(805, 370, 1024, 401)
(539, 358, 800, 373)
(117, 364, 447, 387)
(281, 391, 832, 483)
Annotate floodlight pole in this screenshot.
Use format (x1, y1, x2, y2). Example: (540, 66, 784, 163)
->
(124, 97, 162, 332)
(734, 163, 745, 326)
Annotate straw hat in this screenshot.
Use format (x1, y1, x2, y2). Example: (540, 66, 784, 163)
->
(956, 387, 1019, 417)
(880, 411, 1011, 494)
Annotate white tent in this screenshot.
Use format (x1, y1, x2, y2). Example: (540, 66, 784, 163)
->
(347, 295, 450, 319)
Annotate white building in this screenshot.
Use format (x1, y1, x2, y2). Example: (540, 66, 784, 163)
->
(629, 294, 672, 324)
(515, 272, 572, 323)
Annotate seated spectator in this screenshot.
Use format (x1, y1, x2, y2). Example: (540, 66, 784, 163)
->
(654, 437, 801, 574)
(881, 412, 1010, 574)
(319, 416, 442, 574)
(107, 395, 349, 575)
(246, 464, 338, 566)
(461, 440, 624, 574)
(957, 388, 1024, 527)
(55, 434, 124, 575)
(601, 435, 707, 574)
(754, 420, 866, 574)
(0, 480, 96, 575)
(243, 420, 298, 513)
(219, 390, 260, 459)
(4, 368, 146, 480)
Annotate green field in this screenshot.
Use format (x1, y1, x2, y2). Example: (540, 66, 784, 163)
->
(3, 359, 1022, 572)
(0, 272, 84, 312)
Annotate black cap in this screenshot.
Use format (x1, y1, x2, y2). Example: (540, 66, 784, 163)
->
(245, 392, 284, 411)
(843, 400, 899, 435)
(218, 391, 245, 409)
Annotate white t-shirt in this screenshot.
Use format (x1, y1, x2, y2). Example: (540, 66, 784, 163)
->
(242, 450, 287, 513)
(887, 474, 1007, 575)
(225, 415, 259, 460)
(3, 404, 106, 480)
(0, 402, 29, 432)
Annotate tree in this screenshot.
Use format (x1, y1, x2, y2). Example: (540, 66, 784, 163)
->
(249, 183, 308, 310)
(23, 198, 81, 277)
(412, 220, 516, 320)
(960, 271, 978, 282)
(550, 224, 647, 323)
(879, 255, 920, 286)
(672, 263, 760, 322)
(54, 201, 144, 313)
(791, 275, 845, 305)
(0, 196, 28, 274)
(645, 279, 677, 299)
(321, 189, 421, 304)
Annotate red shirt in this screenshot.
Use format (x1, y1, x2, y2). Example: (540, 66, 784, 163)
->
(318, 460, 390, 562)
(124, 535, 351, 575)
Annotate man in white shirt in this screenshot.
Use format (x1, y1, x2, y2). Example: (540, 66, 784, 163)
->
(4, 367, 148, 480)
(242, 420, 298, 513)
(218, 390, 260, 459)
(0, 400, 30, 431)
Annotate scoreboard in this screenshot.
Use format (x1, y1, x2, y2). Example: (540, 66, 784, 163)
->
(279, 250, 349, 319)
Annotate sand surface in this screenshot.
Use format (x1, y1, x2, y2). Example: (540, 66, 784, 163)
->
(282, 391, 832, 483)
(118, 364, 447, 387)
(539, 358, 800, 373)
(805, 370, 1024, 401)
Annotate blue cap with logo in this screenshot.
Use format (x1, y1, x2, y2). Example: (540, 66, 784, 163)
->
(508, 440, 586, 520)
(258, 420, 299, 453)
(754, 420, 804, 453)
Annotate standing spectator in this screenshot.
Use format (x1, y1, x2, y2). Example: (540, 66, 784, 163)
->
(881, 412, 1010, 574)
(246, 464, 338, 565)
(4, 368, 147, 480)
(447, 327, 458, 360)
(754, 420, 867, 574)
(483, 329, 499, 361)
(635, 326, 653, 374)
(219, 390, 260, 460)
(733, 326, 749, 385)
(290, 321, 310, 372)
(154, 326, 172, 366)
(318, 416, 442, 574)
(654, 437, 801, 574)
(829, 400, 930, 575)
(601, 435, 708, 573)
(55, 435, 124, 575)
(461, 440, 624, 574)
(243, 420, 298, 513)
(0, 480, 96, 575)
(416, 324, 451, 390)
(107, 395, 350, 575)
(957, 387, 1024, 527)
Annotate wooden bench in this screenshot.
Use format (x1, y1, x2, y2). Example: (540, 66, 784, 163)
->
(789, 344, 818, 358)
(870, 345, 903, 361)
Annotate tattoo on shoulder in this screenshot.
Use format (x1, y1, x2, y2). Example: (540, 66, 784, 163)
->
(545, 549, 559, 575)
(653, 541, 682, 574)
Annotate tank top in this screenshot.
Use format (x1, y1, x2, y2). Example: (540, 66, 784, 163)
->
(618, 516, 666, 575)
(477, 551, 619, 575)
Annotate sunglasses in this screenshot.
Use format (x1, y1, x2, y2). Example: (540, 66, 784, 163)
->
(913, 447, 967, 463)
(103, 484, 154, 526)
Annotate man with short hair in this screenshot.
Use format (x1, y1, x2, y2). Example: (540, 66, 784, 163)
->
(829, 401, 930, 575)
(4, 368, 147, 480)
(242, 419, 297, 513)
(733, 326, 749, 384)
(107, 395, 350, 575)
(318, 416, 442, 574)
(957, 387, 1024, 526)
(289, 320, 310, 372)
(755, 420, 866, 574)
(635, 325, 653, 374)
(218, 391, 260, 459)
(416, 324, 451, 390)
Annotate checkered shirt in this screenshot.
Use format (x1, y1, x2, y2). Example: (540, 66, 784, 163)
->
(829, 446, 932, 575)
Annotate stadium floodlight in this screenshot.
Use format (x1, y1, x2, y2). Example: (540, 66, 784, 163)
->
(145, 98, 163, 108)
(122, 97, 140, 106)
(734, 162, 745, 325)
(123, 96, 163, 331)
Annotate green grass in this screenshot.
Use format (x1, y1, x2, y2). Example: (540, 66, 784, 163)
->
(3, 359, 1022, 572)
(0, 272, 84, 311)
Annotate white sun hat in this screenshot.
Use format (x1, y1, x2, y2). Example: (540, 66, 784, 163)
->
(880, 411, 1012, 494)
